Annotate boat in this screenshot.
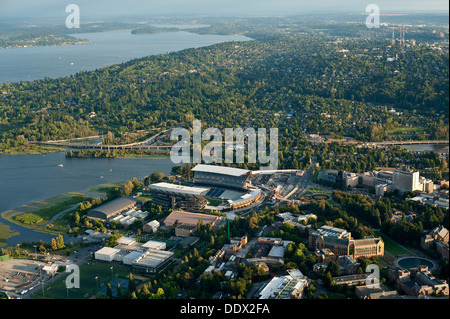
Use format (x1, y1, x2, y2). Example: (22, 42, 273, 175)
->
(58, 164, 63, 167)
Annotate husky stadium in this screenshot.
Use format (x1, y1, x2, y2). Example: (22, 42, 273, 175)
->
(192, 164, 252, 190)
(148, 164, 262, 213)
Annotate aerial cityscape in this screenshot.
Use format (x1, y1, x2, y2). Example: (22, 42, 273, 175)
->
(0, 0, 448, 311)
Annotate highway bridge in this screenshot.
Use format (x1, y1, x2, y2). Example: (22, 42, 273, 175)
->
(359, 140, 448, 146)
(30, 129, 172, 151)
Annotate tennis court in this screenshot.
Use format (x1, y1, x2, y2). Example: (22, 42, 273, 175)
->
(98, 277, 140, 297)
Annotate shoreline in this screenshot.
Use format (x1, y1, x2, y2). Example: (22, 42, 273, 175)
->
(0, 40, 88, 50)
(0, 145, 171, 159)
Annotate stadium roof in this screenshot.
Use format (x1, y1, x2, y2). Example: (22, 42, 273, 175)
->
(192, 164, 250, 177)
(148, 182, 209, 196)
(227, 188, 261, 204)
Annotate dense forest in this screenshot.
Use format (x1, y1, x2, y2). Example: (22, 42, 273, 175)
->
(0, 22, 448, 157)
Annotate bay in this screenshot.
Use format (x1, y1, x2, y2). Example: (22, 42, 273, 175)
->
(0, 151, 175, 246)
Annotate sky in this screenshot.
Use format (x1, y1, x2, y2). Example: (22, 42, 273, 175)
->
(0, 0, 448, 21)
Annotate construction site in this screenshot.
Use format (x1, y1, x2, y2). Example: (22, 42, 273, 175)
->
(0, 258, 46, 296)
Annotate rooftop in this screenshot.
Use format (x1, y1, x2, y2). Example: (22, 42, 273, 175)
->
(259, 270, 308, 299)
(95, 247, 120, 256)
(117, 236, 136, 246)
(164, 210, 222, 227)
(353, 237, 383, 246)
(192, 164, 250, 177)
(227, 189, 261, 205)
(313, 225, 351, 239)
(333, 273, 369, 284)
(148, 182, 209, 196)
(133, 250, 174, 269)
(141, 240, 166, 250)
(88, 197, 138, 218)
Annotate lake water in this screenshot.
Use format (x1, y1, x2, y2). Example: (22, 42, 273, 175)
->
(0, 29, 250, 246)
(0, 151, 175, 246)
(0, 30, 250, 83)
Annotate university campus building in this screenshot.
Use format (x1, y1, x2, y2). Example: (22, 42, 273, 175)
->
(308, 225, 384, 259)
(148, 165, 262, 212)
(192, 164, 252, 190)
(148, 182, 209, 213)
(87, 197, 138, 221)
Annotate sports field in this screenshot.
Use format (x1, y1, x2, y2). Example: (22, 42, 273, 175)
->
(33, 263, 132, 299)
(88, 182, 125, 194)
(98, 277, 140, 298)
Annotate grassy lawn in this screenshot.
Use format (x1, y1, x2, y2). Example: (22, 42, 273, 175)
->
(374, 231, 409, 256)
(0, 223, 19, 247)
(136, 195, 152, 201)
(33, 263, 133, 299)
(379, 256, 395, 267)
(36, 208, 79, 235)
(88, 182, 125, 194)
(304, 188, 332, 196)
(206, 197, 224, 206)
(1, 192, 90, 229)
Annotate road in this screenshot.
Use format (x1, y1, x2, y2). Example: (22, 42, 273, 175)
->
(284, 156, 319, 200)
(30, 129, 172, 151)
(41, 204, 79, 229)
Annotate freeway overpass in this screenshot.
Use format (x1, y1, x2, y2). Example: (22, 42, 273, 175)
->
(29, 129, 172, 151)
(359, 140, 448, 146)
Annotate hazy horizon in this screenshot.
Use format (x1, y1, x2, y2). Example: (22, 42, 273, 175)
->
(0, 0, 448, 22)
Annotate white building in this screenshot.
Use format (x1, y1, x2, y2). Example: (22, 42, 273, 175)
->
(393, 168, 420, 194)
(117, 237, 136, 246)
(259, 269, 308, 299)
(418, 178, 434, 194)
(144, 220, 160, 233)
(141, 240, 166, 250)
(132, 250, 174, 273)
(376, 183, 394, 197)
(268, 245, 286, 258)
(123, 250, 145, 265)
(95, 247, 121, 262)
(42, 263, 59, 276)
(344, 172, 359, 188)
